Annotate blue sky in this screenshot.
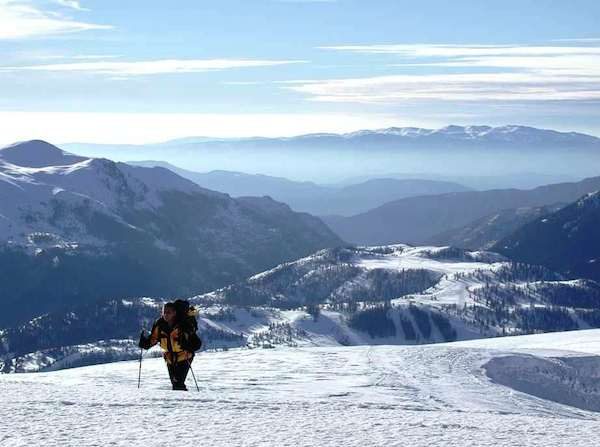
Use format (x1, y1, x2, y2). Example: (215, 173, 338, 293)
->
(0, 0, 599, 143)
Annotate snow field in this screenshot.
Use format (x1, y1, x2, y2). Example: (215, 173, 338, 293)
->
(2, 330, 600, 446)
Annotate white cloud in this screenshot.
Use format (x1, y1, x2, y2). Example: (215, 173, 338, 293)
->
(54, 0, 88, 11)
(0, 0, 109, 39)
(552, 38, 600, 43)
(320, 43, 600, 57)
(292, 43, 600, 103)
(24, 53, 122, 61)
(274, 0, 337, 3)
(288, 73, 600, 103)
(70, 54, 122, 60)
(2, 58, 307, 75)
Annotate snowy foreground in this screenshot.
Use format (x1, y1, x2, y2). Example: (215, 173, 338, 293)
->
(2, 330, 600, 447)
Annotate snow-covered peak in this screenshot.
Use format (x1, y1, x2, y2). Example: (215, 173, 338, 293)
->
(432, 125, 533, 139)
(347, 124, 496, 139)
(435, 125, 469, 135)
(332, 125, 600, 145)
(0, 142, 222, 250)
(0, 140, 88, 168)
(118, 162, 215, 196)
(149, 125, 600, 147)
(0, 146, 205, 201)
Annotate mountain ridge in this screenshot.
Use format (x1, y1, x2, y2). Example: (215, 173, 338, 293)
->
(0, 140, 343, 324)
(323, 176, 600, 245)
(62, 124, 600, 182)
(495, 191, 600, 281)
(0, 139, 88, 167)
(4, 243, 600, 373)
(425, 203, 567, 250)
(129, 160, 472, 216)
(148, 124, 600, 146)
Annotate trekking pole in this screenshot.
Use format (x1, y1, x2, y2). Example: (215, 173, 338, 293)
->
(188, 359, 200, 392)
(137, 347, 143, 389)
(137, 328, 145, 389)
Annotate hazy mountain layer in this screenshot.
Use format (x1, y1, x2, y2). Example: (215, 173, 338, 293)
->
(131, 160, 471, 216)
(323, 176, 600, 245)
(64, 125, 600, 182)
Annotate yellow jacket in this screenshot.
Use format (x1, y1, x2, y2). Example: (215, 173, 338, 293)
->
(148, 319, 194, 364)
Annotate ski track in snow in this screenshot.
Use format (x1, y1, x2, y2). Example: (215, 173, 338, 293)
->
(3, 331, 600, 446)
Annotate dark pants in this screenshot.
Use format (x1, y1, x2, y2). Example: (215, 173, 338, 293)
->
(167, 357, 193, 391)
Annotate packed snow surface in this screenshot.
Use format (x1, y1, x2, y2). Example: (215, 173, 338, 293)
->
(2, 330, 600, 446)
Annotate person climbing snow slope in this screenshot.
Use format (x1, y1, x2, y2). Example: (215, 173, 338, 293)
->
(139, 300, 202, 391)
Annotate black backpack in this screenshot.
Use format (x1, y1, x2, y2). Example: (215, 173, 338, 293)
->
(173, 299, 202, 351)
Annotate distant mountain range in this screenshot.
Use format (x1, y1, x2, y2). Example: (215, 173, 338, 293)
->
(130, 160, 471, 216)
(0, 140, 342, 325)
(337, 172, 579, 191)
(323, 176, 600, 246)
(154, 124, 600, 148)
(63, 125, 600, 182)
(495, 192, 600, 281)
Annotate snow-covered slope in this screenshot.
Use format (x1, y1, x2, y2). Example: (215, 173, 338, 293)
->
(197, 244, 504, 306)
(196, 244, 600, 340)
(0, 140, 212, 249)
(0, 140, 343, 325)
(2, 330, 600, 446)
(4, 243, 599, 372)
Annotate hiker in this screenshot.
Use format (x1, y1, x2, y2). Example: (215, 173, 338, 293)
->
(138, 300, 202, 391)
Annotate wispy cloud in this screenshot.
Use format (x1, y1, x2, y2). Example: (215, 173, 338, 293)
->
(54, 0, 89, 11)
(288, 73, 600, 103)
(221, 81, 267, 86)
(274, 0, 337, 3)
(23, 53, 122, 61)
(2, 58, 307, 75)
(70, 54, 122, 60)
(287, 43, 600, 103)
(320, 43, 600, 56)
(552, 38, 600, 43)
(0, 0, 109, 39)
